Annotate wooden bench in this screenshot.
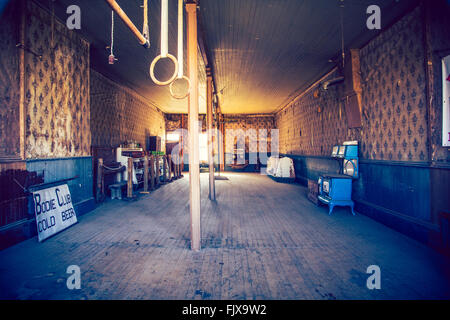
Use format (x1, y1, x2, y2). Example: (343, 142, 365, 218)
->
(108, 181, 127, 200)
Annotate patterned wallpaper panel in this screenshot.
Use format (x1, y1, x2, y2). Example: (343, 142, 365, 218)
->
(223, 114, 275, 154)
(360, 6, 428, 162)
(24, 1, 90, 159)
(0, 2, 21, 158)
(275, 67, 361, 157)
(90, 70, 166, 150)
(164, 113, 275, 155)
(165, 114, 184, 132)
(276, 6, 431, 163)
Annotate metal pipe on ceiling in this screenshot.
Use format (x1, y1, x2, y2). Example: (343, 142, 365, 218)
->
(104, 0, 150, 48)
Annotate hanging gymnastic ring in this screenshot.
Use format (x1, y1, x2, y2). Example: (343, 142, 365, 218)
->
(149, 53, 179, 86)
(169, 75, 191, 99)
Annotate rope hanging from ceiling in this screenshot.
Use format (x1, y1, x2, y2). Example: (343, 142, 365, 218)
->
(50, 0, 54, 47)
(142, 0, 150, 44)
(169, 0, 191, 99)
(149, 0, 179, 86)
(109, 10, 117, 64)
(340, 0, 345, 69)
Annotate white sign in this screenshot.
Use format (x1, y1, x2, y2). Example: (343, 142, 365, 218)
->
(442, 55, 450, 147)
(33, 184, 77, 242)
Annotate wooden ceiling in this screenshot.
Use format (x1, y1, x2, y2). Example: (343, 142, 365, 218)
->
(200, 0, 417, 114)
(34, 0, 417, 114)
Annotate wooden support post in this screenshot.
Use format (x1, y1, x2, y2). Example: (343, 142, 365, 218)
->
(163, 155, 168, 183)
(168, 154, 172, 181)
(173, 154, 178, 178)
(215, 107, 220, 173)
(155, 155, 160, 187)
(177, 153, 182, 177)
(143, 156, 149, 192)
(422, 1, 433, 164)
(19, 0, 26, 160)
(178, 129, 184, 178)
(96, 158, 103, 202)
(206, 67, 215, 200)
(127, 157, 133, 198)
(181, 115, 184, 165)
(187, 1, 201, 251)
(172, 154, 177, 179)
(150, 155, 155, 190)
(220, 113, 225, 172)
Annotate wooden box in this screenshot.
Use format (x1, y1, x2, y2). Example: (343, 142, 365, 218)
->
(307, 179, 319, 205)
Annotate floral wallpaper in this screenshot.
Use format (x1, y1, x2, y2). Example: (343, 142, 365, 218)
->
(24, 0, 91, 158)
(90, 70, 166, 149)
(223, 114, 275, 154)
(276, 67, 360, 157)
(360, 6, 428, 162)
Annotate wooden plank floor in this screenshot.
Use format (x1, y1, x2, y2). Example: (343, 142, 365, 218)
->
(0, 172, 449, 299)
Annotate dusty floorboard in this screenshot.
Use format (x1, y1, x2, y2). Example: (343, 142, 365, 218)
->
(0, 172, 449, 300)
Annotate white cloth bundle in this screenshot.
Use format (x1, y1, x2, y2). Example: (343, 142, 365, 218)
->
(276, 157, 295, 178)
(266, 156, 279, 176)
(267, 156, 295, 178)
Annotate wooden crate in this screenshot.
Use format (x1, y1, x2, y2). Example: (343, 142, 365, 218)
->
(307, 179, 319, 205)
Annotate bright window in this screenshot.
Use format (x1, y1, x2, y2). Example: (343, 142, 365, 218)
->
(166, 132, 180, 142)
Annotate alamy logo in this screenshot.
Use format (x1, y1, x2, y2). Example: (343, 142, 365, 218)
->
(366, 5, 381, 30)
(66, 265, 81, 290)
(366, 265, 381, 290)
(66, 5, 81, 30)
